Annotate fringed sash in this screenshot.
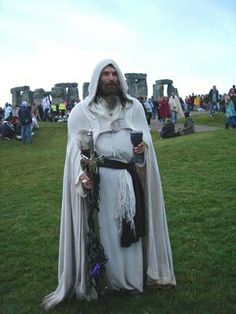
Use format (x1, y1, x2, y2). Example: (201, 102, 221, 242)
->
(100, 158, 146, 247)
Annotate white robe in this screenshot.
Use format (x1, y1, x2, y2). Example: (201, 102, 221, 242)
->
(168, 96, 184, 117)
(42, 59, 176, 310)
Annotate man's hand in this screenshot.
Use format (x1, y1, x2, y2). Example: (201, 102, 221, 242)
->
(79, 172, 93, 189)
(133, 141, 146, 154)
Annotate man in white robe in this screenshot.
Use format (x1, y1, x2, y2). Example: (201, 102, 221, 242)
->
(168, 92, 184, 124)
(42, 59, 176, 310)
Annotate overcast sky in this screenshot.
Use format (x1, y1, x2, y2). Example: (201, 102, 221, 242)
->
(0, 0, 235, 105)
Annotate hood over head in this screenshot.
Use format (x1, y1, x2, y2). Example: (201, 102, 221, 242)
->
(86, 59, 132, 106)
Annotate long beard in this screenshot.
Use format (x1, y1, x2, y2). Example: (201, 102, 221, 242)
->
(97, 81, 120, 97)
(96, 81, 120, 108)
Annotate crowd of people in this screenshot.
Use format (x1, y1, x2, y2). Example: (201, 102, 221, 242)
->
(38, 96, 79, 123)
(136, 84, 236, 138)
(1, 84, 235, 143)
(0, 101, 39, 143)
(0, 97, 79, 142)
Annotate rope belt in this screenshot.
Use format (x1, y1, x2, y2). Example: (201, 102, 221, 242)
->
(99, 158, 146, 247)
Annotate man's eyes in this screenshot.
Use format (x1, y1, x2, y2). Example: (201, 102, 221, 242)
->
(103, 71, 117, 76)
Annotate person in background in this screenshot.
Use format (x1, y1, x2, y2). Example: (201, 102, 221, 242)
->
(184, 96, 192, 112)
(50, 103, 58, 122)
(59, 101, 66, 117)
(190, 93, 195, 111)
(151, 96, 158, 119)
(159, 96, 170, 124)
(37, 103, 43, 121)
(228, 85, 236, 110)
(0, 107, 4, 121)
(10, 105, 21, 136)
(18, 101, 32, 144)
(42, 96, 51, 121)
(143, 98, 153, 127)
(137, 96, 147, 117)
(208, 85, 219, 116)
(194, 95, 201, 109)
(228, 85, 236, 97)
(0, 116, 15, 140)
(160, 118, 180, 138)
(177, 112, 195, 135)
(31, 114, 39, 130)
(168, 92, 184, 124)
(4, 103, 13, 120)
(225, 96, 236, 129)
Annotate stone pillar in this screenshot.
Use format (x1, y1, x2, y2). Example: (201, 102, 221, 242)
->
(10, 86, 30, 107)
(83, 82, 90, 99)
(22, 90, 34, 105)
(54, 83, 79, 104)
(11, 89, 21, 107)
(125, 73, 148, 98)
(54, 83, 67, 101)
(167, 84, 179, 97)
(67, 83, 79, 103)
(51, 86, 65, 104)
(33, 88, 45, 106)
(153, 83, 164, 98)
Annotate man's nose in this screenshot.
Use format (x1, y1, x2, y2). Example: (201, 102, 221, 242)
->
(108, 73, 115, 81)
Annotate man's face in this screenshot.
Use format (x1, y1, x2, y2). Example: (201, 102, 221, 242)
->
(98, 65, 120, 96)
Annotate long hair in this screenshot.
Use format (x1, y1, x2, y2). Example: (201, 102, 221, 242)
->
(94, 64, 131, 106)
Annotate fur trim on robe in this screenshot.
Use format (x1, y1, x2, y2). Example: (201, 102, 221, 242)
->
(42, 59, 176, 310)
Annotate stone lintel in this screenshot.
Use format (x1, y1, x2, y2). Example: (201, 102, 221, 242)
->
(125, 73, 147, 79)
(155, 79, 173, 85)
(10, 86, 30, 93)
(55, 82, 78, 88)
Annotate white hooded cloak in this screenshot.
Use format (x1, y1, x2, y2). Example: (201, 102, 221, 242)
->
(42, 59, 176, 310)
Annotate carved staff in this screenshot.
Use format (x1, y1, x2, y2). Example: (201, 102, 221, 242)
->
(80, 130, 108, 312)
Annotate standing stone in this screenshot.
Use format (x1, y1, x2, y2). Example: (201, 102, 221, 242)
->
(153, 79, 178, 98)
(54, 84, 67, 101)
(167, 84, 178, 97)
(51, 86, 65, 104)
(11, 89, 21, 107)
(10, 86, 30, 107)
(68, 86, 79, 102)
(83, 82, 90, 99)
(22, 90, 34, 105)
(153, 83, 164, 98)
(54, 83, 79, 103)
(125, 73, 148, 98)
(33, 88, 45, 106)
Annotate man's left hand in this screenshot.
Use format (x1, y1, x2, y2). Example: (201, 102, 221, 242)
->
(133, 141, 146, 154)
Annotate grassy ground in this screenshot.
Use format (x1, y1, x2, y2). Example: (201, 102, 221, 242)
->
(178, 111, 225, 127)
(1, 114, 235, 314)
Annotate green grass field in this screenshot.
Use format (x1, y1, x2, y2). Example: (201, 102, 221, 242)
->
(1, 113, 235, 314)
